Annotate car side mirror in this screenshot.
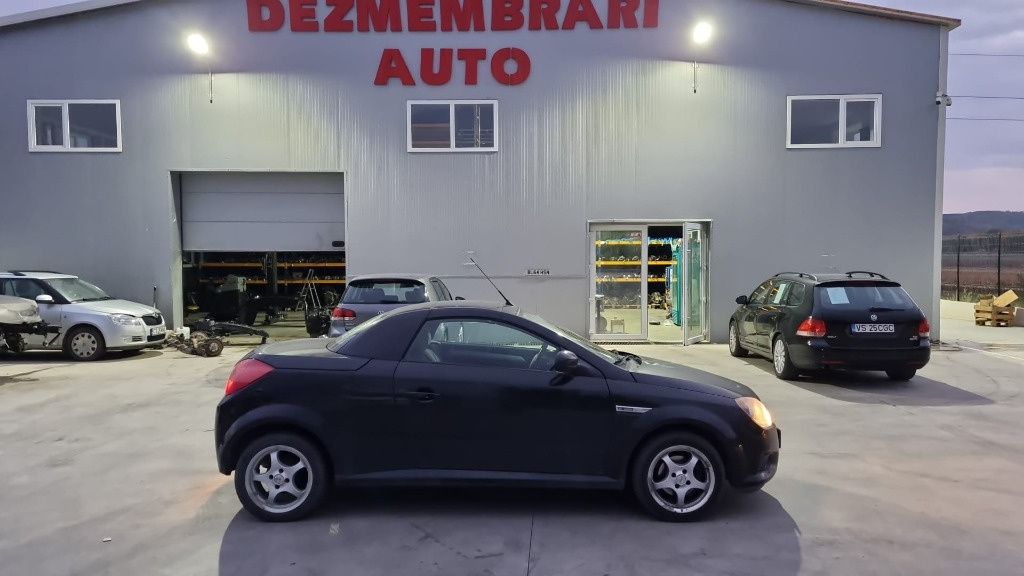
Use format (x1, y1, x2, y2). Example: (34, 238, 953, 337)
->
(550, 350, 579, 386)
(736, 295, 749, 305)
(553, 350, 579, 373)
(455, 296, 466, 301)
(36, 295, 54, 304)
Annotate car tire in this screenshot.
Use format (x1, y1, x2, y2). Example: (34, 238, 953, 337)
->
(886, 368, 917, 381)
(63, 326, 106, 362)
(631, 432, 725, 522)
(234, 433, 330, 523)
(728, 322, 748, 358)
(772, 336, 799, 380)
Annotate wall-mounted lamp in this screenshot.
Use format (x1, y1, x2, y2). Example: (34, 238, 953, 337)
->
(693, 22, 714, 45)
(690, 22, 714, 94)
(187, 32, 213, 103)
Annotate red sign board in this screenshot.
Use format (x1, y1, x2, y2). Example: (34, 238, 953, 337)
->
(246, 0, 661, 85)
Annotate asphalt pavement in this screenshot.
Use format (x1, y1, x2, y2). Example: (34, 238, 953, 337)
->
(1, 320, 1022, 576)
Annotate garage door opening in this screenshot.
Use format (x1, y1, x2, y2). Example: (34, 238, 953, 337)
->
(174, 172, 346, 335)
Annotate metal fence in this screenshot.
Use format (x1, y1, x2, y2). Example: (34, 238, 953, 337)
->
(941, 233, 1024, 302)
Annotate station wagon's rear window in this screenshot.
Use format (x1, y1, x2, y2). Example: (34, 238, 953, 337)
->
(342, 279, 426, 304)
(815, 283, 915, 309)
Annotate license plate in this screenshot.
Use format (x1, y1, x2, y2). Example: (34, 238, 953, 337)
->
(150, 326, 166, 336)
(852, 324, 894, 333)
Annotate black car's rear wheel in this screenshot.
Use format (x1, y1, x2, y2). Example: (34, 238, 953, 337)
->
(886, 368, 917, 381)
(631, 432, 725, 522)
(234, 433, 329, 522)
(728, 322, 748, 358)
(772, 337, 799, 380)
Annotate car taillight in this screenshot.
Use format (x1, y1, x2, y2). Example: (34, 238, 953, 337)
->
(796, 318, 827, 338)
(919, 319, 931, 338)
(225, 359, 274, 396)
(332, 307, 356, 320)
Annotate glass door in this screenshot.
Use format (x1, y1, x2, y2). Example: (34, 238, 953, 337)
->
(590, 227, 648, 340)
(683, 223, 707, 345)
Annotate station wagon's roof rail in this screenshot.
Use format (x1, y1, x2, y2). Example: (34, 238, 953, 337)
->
(5, 271, 62, 276)
(845, 271, 890, 280)
(774, 272, 818, 281)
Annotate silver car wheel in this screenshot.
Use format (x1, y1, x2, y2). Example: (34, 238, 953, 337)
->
(70, 331, 99, 358)
(244, 445, 313, 514)
(646, 445, 716, 514)
(773, 338, 787, 375)
(729, 324, 738, 353)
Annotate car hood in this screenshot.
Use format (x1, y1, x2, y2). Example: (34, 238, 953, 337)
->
(630, 356, 758, 400)
(67, 299, 161, 317)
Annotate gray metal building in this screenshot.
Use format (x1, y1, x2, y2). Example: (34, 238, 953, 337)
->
(0, 0, 958, 342)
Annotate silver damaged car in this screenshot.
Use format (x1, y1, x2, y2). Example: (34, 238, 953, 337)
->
(0, 271, 167, 361)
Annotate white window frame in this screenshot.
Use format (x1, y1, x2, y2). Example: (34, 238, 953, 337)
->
(787, 94, 882, 149)
(407, 100, 498, 153)
(27, 99, 123, 153)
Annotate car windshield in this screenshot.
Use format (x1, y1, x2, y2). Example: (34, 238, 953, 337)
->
(327, 312, 390, 352)
(521, 312, 620, 364)
(815, 282, 915, 310)
(45, 278, 113, 303)
(342, 279, 426, 305)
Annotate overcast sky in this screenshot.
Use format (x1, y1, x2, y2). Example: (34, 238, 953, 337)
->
(1, 0, 1020, 214)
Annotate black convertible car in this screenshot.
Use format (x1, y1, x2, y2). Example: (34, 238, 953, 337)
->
(215, 301, 780, 522)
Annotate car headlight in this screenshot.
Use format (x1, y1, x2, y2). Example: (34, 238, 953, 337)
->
(110, 314, 142, 326)
(735, 397, 774, 429)
(20, 305, 38, 318)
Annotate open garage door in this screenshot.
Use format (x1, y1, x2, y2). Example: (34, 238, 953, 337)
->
(181, 172, 344, 252)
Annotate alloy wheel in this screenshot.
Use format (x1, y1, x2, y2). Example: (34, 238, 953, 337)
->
(773, 339, 787, 374)
(646, 445, 716, 514)
(244, 445, 313, 514)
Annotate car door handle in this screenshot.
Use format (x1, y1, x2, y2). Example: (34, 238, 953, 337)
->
(400, 389, 440, 403)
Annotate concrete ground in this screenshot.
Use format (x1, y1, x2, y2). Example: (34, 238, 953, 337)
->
(2, 326, 1023, 575)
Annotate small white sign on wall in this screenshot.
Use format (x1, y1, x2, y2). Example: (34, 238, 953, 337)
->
(526, 269, 551, 276)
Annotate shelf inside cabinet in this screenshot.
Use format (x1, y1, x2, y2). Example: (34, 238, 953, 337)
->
(596, 261, 676, 266)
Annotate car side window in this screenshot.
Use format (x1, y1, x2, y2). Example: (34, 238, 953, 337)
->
(430, 279, 452, 301)
(787, 283, 806, 307)
(768, 281, 791, 305)
(749, 282, 771, 305)
(405, 318, 557, 370)
(7, 279, 44, 300)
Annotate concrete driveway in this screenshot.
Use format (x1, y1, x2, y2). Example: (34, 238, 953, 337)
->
(1, 335, 1023, 576)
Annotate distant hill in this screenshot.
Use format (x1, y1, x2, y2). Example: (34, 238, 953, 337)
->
(943, 211, 1024, 236)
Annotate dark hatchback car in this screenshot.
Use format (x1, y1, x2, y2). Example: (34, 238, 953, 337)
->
(216, 301, 781, 523)
(728, 272, 931, 381)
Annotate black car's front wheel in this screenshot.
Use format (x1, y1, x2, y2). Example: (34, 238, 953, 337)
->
(728, 322, 748, 358)
(632, 432, 725, 522)
(234, 433, 329, 522)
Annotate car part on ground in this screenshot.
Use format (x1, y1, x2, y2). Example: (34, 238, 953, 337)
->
(164, 331, 225, 357)
(216, 300, 780, 523)
(188, 318, 269, 344)
(729, 271, 931, 381)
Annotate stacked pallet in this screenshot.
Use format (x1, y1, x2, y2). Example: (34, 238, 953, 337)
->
(975, 290, 1019, 327)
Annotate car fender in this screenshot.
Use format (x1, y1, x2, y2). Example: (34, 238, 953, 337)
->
(218, 403, 332, 474)
(610, 404, 742, 481)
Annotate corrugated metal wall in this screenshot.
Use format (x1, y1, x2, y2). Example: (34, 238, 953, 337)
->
(0, 0, 945, 338)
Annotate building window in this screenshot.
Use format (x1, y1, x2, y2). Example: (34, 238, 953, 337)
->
(28, 100, 122, 152)
(787, 95, 881, 149)
(408, 100, 497, 153)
